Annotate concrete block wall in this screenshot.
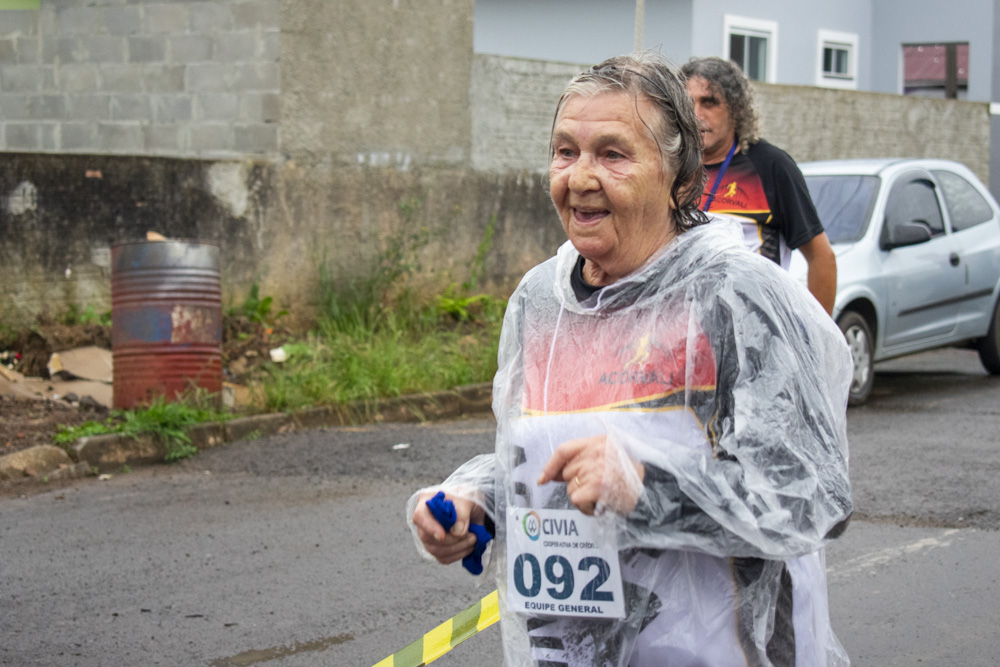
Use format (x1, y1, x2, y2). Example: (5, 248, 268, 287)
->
(470, 54, 991, 186)
(0, 153, 563, 331)
(279, 0, 474, 167)
(756, 84, 991, 187)
(0, 0, 280, 158)
(470, 55, 583, 173)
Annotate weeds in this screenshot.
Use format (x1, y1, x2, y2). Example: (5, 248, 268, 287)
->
(54, 419, 118, 443)
(315, 205, 432, 335)
(254, 317, 501, 413)
(465, 212, 496, 293)
(55, 393, 228, 462)
(228, 283, 288, 327)
(63, 304, 112, 327)
(255, 210, 505, 413)
(436, 213, 505, 323)
(48, 208, 507, 458)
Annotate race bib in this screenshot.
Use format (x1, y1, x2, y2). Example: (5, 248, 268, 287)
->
(506, 507, 625, 619)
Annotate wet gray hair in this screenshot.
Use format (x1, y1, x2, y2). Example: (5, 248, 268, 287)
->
(550, 51, 708, 233)
(680, 56, 760, 153)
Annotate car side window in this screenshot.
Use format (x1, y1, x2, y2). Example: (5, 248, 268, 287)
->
(885, 177, 945, 237)
(932, 169, 995, 231)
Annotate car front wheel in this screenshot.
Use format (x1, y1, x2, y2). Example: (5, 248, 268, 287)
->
(977, 297, 1000, 375)
(838, 311, 875, 406)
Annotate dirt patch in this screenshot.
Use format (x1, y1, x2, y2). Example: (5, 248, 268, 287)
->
(0, 394, 108, 456)
(0, 314, 290, 459)
(1, 317, 114, 459)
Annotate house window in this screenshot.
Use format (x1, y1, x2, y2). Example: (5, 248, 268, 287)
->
(903, 42, 968, 99)
(816, 30, 858, 90)
(824, 46, 849, 76)
(723, 15, 777, 82)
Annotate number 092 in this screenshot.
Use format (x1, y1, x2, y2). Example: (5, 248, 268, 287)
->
(512, 554, 613, 601)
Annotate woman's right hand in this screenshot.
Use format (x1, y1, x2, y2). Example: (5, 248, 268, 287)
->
(411, 491, 485, 565)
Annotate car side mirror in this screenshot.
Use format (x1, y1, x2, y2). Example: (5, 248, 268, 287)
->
(881, 220, 932, 250)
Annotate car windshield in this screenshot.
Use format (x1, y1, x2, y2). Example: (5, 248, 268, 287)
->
(804, 175, 880, 244)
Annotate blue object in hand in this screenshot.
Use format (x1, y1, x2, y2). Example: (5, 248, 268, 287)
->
(425, 491, 492, 575)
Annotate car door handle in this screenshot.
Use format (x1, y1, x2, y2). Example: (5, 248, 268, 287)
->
(949, 252, 960, 266)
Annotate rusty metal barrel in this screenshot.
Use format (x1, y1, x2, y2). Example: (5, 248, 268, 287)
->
(111, 240, 222, 409)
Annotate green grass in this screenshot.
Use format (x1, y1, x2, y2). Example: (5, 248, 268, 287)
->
(49, 211, 506, 461)
(55, 394, 229, 462)
(63, 303, 112, 327)
(50, 289, 504, 461)
(254, 298, 503, 413)
(253, 211, 505, 413)
(227, 282, 288, 326)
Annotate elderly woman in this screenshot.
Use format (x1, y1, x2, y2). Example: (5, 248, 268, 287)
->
(409, 51, 853, 666)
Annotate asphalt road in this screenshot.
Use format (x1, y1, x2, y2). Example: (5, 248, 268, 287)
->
(2, 347, 998, 666)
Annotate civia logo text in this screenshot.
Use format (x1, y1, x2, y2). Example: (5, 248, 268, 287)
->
(523, 512, 579, 541)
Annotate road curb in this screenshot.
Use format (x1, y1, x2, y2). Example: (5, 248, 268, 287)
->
(0, 382, 493, 482)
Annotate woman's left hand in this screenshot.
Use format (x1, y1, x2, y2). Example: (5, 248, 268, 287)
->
(537, 435, 645, 516)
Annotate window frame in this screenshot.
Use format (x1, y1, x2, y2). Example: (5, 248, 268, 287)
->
(901, 42, 969, 99)
(932, 169, 996, 232)
(882, 174, 946, 249)
(723, 14, 778, 83)
(816, 29, 858, 90)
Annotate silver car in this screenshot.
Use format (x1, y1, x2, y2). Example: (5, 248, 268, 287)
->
(790, 158, 1000, 405)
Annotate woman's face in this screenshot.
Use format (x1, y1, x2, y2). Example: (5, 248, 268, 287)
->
(549, 91, 676, 285)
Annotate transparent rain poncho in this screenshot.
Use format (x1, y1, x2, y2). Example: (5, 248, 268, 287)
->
(408, 219, 853, 666)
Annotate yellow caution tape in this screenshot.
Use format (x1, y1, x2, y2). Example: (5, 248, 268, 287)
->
(372, 589, 499, 667)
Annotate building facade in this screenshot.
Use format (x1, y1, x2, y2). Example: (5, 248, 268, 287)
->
(475, 0, 1000, 195)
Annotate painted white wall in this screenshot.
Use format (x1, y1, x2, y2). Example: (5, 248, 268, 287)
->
(476, 0, 873, 89)
(473, 0, 692, 66)
(678, 0, 873, 88)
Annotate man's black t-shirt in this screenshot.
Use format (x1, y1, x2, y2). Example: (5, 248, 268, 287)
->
(700, 139, 824, 269)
